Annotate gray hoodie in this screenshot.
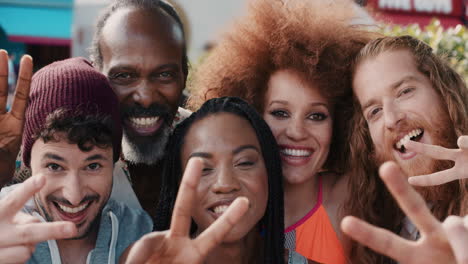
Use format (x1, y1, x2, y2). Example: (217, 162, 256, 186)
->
(0, 184, 152, 264)
(26, 198, 152, 264)
(24, 198, 152, 264)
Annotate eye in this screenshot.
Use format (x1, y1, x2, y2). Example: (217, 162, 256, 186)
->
(235, 158, 256, 170)
(109, 72, 137, 84)
(47, 163, 62, 171)
(270, 110, 289, 118)
(154, 71, 177, 82)
(159, 72, 173, 78)
(308, 112, 328, 121)
(201, 167, 214, 176)
(398, 87, 415, 97)
(367, 107, 382, 120)
(112, 72, 133, 80)
(86, 163, 102, 171)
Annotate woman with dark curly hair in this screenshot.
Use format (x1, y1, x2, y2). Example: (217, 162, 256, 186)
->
(188, 0, 375, 263)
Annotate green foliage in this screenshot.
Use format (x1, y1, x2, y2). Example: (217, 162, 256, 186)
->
(379, 19, 468, 83)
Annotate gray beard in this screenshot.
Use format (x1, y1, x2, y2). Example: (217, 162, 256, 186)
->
(121, 125, 171, 165)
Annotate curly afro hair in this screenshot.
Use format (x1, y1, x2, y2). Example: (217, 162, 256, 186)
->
(189, 0, 376, 173)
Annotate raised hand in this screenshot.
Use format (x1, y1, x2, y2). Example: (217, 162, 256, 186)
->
(0, 174, 77, 264)
(443, 215, 468, 264)
(404, 136, 468, 186)
(122, 158, 249, 264)
(0, 50, 32, 185)
(341, 161, 462, 264)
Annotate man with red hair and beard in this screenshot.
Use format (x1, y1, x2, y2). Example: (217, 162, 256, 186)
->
(343, 35, 468, 264)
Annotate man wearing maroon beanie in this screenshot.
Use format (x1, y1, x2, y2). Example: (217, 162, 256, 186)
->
(0, 57, 152, 263)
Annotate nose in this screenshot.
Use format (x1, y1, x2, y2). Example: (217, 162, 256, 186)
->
(285, 117, 308, 141)
(383, 102, 405, 130)
(132, 80, 160, 108)
(62, 171, 85, 205)
(211, 166, 241, 194)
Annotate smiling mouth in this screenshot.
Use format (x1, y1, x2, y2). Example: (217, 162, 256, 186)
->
(280, 148, 313, 157)
(394, 128, 424, 153)
(53, 201, 93, 222)
(208, 200, 235, 217)
(125, 116, 164, 135)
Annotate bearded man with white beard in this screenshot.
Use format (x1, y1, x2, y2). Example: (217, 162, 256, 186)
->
(8, 0, 191, 221)
(343, 35, 468, 264)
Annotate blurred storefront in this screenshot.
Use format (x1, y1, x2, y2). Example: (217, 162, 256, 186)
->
(0, 0, 73, 70)
(365, 0, 467, 27)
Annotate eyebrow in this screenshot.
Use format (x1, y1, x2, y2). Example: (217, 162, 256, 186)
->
(188, 145, 260, 159)
(233, 145, 260, 155)
(85, 154, 109, 162)
(360, 75, 420, 112)
(42, 153, 65, 162)
(268, 100, 328, 108)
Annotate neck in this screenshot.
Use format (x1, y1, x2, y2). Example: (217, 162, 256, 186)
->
(56, 226, 98, 264)
(205, 229, 263, 264)
(127, 161, 163, 220)
(284, 174, 319, 228)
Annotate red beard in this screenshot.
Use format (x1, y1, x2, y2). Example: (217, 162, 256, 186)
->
(373, 111, 457, 202)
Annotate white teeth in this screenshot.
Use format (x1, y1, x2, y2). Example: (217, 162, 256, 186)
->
(280, 148, 312, 157)
(129, 117, 160, 127)
(58, 202, 89, 214)
(396, 129, 423, 150)
(213, 205, 229, 214)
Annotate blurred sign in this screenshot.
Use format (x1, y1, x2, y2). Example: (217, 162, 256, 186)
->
(368, 0, 464, 16)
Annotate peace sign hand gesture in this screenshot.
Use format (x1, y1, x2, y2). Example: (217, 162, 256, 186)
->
(404, 136, 468, 186)
(0, 50, 32, 185)
(122, 158, 249, 264)
(341, 162, 462, 264)
(0, 175, 77, 264)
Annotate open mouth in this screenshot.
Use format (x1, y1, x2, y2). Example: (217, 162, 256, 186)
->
(52, 201, 93, 222)
(394, 128, 424, 153)
(280, 148, 313, 157)
(125, 116, 164, 136)
(208, 200, 234, 218)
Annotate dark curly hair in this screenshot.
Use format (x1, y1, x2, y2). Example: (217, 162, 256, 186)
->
(188, 0, 375, 173)
(89, 0, 189, 79)
(155, 97, 285, 264)
(34, 108, 115, 158)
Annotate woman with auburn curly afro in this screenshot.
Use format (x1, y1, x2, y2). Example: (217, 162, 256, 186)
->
(189, 0, 375, 263)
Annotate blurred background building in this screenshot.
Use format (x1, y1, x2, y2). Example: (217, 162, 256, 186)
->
(0, 0, 467, 71)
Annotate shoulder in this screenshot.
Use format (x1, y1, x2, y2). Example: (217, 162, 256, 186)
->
(321, 171, 349, 205)
(287, 250, 309, 264)
(104, 199, 153, 232)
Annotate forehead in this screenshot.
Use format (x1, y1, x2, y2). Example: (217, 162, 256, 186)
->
(266, 70, 328, 105)
(183, 113, 261, 154)
(353, 50, 424, 101)
(100, 7, 184, 68)
(31, 137, 113, 161)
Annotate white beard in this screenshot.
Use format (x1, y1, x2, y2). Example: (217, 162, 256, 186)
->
(121, 125, 171, 165)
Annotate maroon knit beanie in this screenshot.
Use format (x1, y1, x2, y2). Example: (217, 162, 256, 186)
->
(22, 57, 122, 167)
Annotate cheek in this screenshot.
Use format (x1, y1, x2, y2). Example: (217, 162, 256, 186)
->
(263, 118, 284, 139)
(111, 85, 134, 102)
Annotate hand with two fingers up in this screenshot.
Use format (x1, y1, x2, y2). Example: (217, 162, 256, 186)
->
(0, 175, 77, 264)
(121, 158, 249, 264)
(341, 161, 468, 264)
(0, 50, 32, 186)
